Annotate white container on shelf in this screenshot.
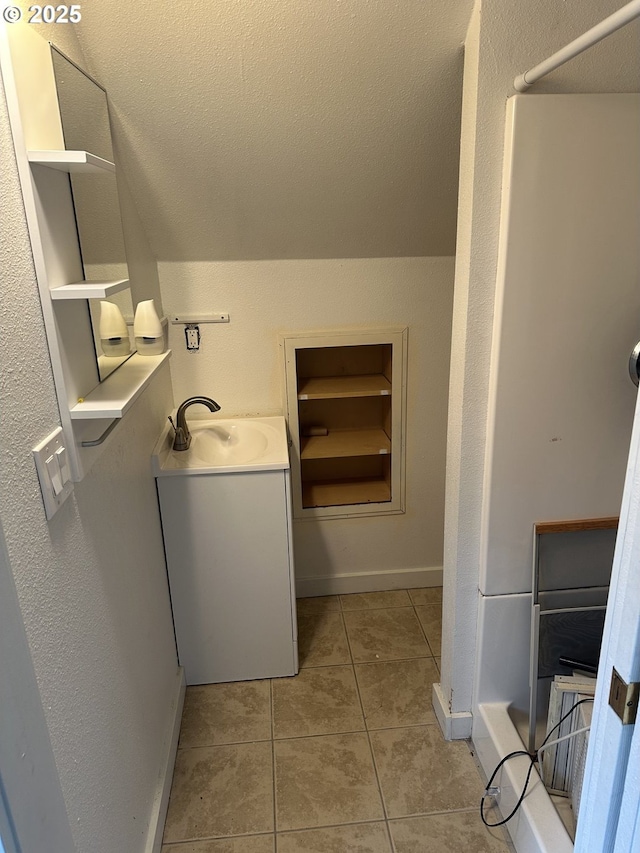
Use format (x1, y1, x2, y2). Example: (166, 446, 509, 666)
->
(134, 299, 165, 355)
(99, 301, 131, 357)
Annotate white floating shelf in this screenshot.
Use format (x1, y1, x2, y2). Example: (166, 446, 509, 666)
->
(50, 278, 130, 300)
(70, 351, 171, 420)
(28, 150, 116, 173)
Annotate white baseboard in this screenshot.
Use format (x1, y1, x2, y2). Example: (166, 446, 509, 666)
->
(145, 666, 186, 853)
(295, 566, 443, 598)
(432, 682, 473, 740)
(472, 702, 573, 853)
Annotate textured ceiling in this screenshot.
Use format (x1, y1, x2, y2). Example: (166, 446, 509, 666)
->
(73, 0, 474, 261)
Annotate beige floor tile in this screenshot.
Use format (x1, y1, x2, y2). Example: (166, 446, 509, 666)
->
(277, 822, 392, 852)
(179, 681, 271, 748)
(344, 608, 430, 663)
(415, 604, 442, 655)
(355, 658, 439, 729)
(435, 657, 441, 673)
(408, 587, 443, 606)
(162, 836, 275, 852)
(340, 590, 412, 610)
(272, 665, 364, 738)
(163, 743, 273, 843)
(296, 596, 341, 613)
(274, 732, 384, 830)
(389, 812, 512, 852)
(297, 611, 351, 667)
(370, 727, 481, 817)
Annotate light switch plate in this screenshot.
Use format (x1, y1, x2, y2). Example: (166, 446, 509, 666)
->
(33, 427, 74, 520)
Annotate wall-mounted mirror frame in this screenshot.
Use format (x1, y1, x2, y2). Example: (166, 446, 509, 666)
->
(50, 44, 135, 381)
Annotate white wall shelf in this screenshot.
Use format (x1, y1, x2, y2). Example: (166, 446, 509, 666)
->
(70, 352, 171, 420)
(50, 278, 130, 300)
(28, 149, 115, 173)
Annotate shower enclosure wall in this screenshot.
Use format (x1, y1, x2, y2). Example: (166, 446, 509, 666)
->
(472, 93, 640, 853)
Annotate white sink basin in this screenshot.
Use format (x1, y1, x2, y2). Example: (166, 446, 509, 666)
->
(152, 416, 290, 476)
(191, 421, 272, 466)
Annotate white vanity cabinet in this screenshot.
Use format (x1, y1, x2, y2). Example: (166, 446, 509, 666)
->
(156, 447, 298, 685)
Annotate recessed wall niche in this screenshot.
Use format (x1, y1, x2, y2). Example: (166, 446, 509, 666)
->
(282, 328, 407, 520)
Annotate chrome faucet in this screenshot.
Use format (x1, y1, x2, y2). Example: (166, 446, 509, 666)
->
(170, 396, 221, 451)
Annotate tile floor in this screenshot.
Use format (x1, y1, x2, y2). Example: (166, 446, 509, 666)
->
(162, 588, 514, 852)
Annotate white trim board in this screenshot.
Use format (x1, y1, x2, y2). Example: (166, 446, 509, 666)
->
(145, 667, 185, 853)
(473, 702, 573, 853)
(432, 682, 473, 740)
(295, 566, 442, 598)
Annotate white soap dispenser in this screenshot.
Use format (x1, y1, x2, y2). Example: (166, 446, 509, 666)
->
(134, 299, 165, 355)
(99, 301, 131, 357)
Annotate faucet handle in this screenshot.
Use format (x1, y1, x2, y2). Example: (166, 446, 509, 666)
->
(173, 425, 191, 452)
(168, 415, 177, 433)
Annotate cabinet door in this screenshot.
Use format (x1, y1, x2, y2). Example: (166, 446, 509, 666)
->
(158, 470, 296, 684)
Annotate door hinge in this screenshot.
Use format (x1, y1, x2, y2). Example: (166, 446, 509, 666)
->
(609, 668, 640, 725)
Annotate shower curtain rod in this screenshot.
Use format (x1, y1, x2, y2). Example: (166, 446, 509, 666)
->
(514, 0, 640, 92)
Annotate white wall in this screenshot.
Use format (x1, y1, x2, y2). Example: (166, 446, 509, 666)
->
(159, 257, 454, 588)
(483, 93, 640, 597)
(0, 50, 179, 853)
(0, 524, 76, 853)
(442, 0, 640, 722)
(475, 93, 640, 719)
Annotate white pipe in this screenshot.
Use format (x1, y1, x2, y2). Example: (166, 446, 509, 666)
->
(514, 0, 640, 92)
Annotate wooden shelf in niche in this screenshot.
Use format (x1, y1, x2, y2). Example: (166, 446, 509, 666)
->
(300, 428, 391, 460)
(298, 374, 391, 400)
(28, 150, 115, 173)
(303, 478, 391, 508)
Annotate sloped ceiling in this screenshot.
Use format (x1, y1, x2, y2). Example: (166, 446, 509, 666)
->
(74, 0, 474, 261)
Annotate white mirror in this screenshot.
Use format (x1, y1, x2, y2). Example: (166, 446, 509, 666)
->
(51, 46, 134, 381)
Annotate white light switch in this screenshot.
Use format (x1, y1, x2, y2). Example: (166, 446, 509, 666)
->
(45, 454, 63, 495)
(33, 428, 74, 519)
(55, 445, 70, 485)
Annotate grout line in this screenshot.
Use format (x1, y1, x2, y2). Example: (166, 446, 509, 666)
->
(299, 658, 433, 671)
(276, 817, 395, 836)
(351, 653, 436, 666)
(270, 677, 278, 851)
(341, 605, 414, 612)
(178, 737, 272, 750)
(342, 610, 390, 834)
(273, 726, 365, 743)
(412, 599, 438, 657)
(270, 722, 441, 747)
(162, 830, 277, 847)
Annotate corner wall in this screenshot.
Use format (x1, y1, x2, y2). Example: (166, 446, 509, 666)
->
(442, 0, 640, 726)
(159, 257, 454, 590)
(0, 54, 178, 853)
